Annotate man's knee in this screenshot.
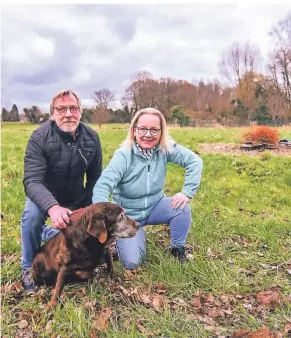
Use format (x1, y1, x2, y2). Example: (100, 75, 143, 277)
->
(21, 198, 45, 230)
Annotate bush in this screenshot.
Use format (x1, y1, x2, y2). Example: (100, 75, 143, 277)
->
(242, 125, 280, 144)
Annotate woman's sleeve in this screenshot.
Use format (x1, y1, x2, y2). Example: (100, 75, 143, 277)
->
(167, 143, 203, 199)
(92, 150, 128, 203)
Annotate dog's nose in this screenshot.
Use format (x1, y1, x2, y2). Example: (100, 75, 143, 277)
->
(135, 222, 140, 228)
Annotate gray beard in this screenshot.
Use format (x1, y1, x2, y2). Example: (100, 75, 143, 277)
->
(60, 122, 79, 133)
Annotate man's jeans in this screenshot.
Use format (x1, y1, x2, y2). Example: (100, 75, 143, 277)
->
(116, 196, 192, 270)
(21, 198, 59, 270)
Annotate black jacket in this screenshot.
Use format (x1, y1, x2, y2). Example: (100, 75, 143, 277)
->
(23, 120, 102, 213)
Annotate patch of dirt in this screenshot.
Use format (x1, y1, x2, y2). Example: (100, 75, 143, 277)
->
(198, 143, 291, 157)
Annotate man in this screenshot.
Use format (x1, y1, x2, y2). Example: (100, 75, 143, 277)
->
(21, 90, 102, 293)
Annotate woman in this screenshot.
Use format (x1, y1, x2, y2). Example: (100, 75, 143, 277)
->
(93, 107, 203, 270)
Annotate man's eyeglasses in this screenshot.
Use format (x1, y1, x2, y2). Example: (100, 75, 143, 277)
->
(54, 106, 80, 115)
(134, 126, 161, 136)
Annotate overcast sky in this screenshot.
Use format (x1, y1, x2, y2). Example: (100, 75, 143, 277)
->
(1, 4, 291, 113)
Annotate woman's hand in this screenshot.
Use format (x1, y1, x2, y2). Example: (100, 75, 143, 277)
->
(171, 192, 190, 210)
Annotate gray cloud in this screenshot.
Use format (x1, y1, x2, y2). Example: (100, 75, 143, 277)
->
(1, 4, 291, 113)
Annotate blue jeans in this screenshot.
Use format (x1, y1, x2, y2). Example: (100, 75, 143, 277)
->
(21, 198, 59, 270)
(116, 196, 192, 270)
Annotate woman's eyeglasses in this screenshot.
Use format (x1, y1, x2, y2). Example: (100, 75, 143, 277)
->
(134, 126, 161, 136)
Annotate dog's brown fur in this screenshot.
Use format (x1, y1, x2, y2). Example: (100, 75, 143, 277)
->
(31, 202, 139, 311)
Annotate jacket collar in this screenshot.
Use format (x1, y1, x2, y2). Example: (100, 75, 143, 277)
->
(132, 142, 160, 156)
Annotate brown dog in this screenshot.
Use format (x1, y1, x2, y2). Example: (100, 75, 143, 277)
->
(31, 202, 139, 310)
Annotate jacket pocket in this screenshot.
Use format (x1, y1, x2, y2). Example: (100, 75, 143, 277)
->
(78, 147, 96, 166)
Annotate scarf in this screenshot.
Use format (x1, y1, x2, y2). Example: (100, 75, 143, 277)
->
(135, 142, 155, 160)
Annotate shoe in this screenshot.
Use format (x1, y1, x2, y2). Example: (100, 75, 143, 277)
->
(170, 247, 188, 263)
(21, 269, 39, 294)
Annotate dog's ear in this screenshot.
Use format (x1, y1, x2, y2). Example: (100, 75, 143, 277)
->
(87, 214, 107, 243)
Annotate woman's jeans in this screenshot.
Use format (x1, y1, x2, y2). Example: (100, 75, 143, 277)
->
(116, 196, 192, 270)
(21, 198, 59, 270)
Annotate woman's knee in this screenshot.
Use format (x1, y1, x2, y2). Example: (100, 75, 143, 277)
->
(118, 246, 146, 270)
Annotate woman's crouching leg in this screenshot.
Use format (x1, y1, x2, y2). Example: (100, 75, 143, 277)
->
(116, 227, 146, 270)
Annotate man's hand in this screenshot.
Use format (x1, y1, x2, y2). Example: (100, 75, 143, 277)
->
(171, 192, 190, 210)
(48, 205, 72, 229)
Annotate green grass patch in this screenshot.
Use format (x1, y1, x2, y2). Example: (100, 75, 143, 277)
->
(1, 123, 290, 337)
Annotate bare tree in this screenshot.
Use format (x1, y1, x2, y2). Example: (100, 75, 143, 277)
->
(219, 41, 261, 87)
(268, 12, 291, 103)
(122, 71, 154, 114)
(93, 88, 115, 110)
(92, 106, 111, 128)
(92, 88, 115, 127)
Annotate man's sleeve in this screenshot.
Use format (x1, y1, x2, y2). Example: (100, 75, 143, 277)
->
(23, 132, 59, 213)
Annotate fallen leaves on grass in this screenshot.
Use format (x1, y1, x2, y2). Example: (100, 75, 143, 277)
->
(136, 319, 155, 337)
(256, 290, 281, 307)
(18, 319, 28, 329)
(91, 307, 112, 332)
(234, 327, 274, 337)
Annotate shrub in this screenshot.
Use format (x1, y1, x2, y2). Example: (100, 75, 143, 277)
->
(242, 126, 280, 144)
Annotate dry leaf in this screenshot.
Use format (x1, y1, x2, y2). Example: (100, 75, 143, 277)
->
(45, 320, 54, 331)
(139, 293, 151, 305)
(92, 307, 112, 332)
(171, 297, 188, 307)
(234, 329, 250, 337)
(227, 257, 235, 264)
(13, 280, 24, 294)
(89, 331, 99, 338)
(151, 293, 164, 311)
(223, 309, 233, 316)
(154, 283, 168, 294)
(123, 270, 136, 281)
(84, 300, 97, 309)
(191, 296, 202, 308)
(206, 247, 215, 258)
(257, 290, 280, 306)
(207, 307, 224, 318)
(136, 320, 154, 337)
(249, 327, 274, 338)
(119, 285, 131, 297)
(18, 320, 29, 329)
(204, 293, 215, 303)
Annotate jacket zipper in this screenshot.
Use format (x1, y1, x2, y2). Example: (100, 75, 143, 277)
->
(144, 163, 150, 218)
(78, 148, 88, 165)
(65, 142, 75, 186)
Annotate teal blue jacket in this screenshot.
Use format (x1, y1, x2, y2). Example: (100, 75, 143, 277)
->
(92, 141, 203, 221)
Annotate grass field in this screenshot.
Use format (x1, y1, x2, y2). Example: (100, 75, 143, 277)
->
(1, 123, 291, 337)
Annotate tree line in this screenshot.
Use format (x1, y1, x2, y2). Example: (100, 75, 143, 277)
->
(2, 12, 291, 127)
